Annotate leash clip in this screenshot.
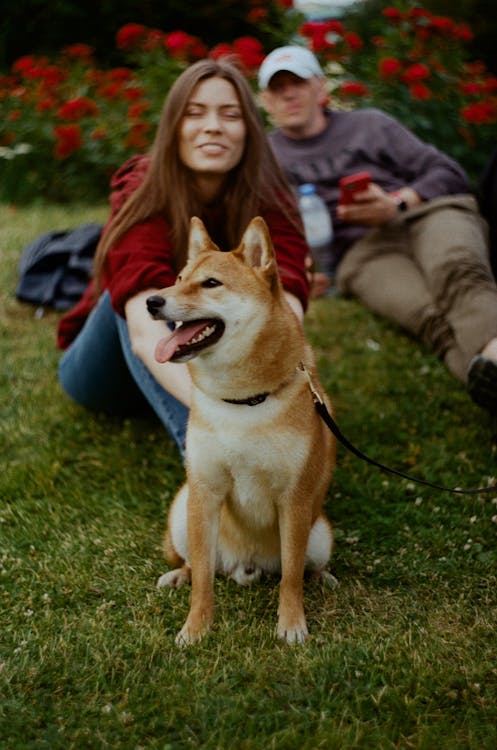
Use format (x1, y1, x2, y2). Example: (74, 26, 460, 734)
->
(298, 362, 324, 406)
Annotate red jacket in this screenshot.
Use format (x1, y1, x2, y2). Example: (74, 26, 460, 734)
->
(57, 155, 309, 349)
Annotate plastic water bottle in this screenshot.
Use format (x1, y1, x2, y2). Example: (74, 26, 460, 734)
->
(298, 183, 334, 279)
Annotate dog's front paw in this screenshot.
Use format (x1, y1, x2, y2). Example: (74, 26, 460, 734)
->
(175, 624, 203, 647)
(277, 615, 309, 644)
(175, 610, 212, 647)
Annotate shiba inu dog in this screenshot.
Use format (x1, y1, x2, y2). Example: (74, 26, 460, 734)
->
(146, 216, 336, 645)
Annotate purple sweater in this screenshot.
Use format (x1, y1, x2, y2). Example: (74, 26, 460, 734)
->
(268, 108, 470, 265)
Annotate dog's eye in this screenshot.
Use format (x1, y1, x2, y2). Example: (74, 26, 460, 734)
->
(201, 278, 222, 288)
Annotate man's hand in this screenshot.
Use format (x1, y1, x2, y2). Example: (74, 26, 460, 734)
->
(337, 183, 420, 226)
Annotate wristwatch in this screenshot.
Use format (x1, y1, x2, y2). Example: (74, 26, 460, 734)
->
(391, 191, 408, 212)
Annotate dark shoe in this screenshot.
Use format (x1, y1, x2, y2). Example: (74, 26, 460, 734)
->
(467, 355, 497, 413)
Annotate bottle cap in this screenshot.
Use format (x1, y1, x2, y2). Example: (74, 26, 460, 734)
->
(299, 183, 316, 196)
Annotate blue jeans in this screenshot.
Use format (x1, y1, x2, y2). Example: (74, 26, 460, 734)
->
(58, 291, 188, 458)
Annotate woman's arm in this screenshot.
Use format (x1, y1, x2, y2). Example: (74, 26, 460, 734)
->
(124, 289, 193, 407)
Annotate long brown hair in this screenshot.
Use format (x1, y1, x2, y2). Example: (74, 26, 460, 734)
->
(93, 58, 299, 285)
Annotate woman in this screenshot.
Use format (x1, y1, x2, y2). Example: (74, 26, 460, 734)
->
(57, 59, 309, 458)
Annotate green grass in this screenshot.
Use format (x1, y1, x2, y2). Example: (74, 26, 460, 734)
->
(1, 203, 497, 749)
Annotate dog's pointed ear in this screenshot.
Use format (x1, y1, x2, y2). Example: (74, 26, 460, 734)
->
(188, 217, 219, 260)
(237, 217, 277, 275)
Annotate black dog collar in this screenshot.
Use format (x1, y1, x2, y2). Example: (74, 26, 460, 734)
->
(223, 392, 269, 406)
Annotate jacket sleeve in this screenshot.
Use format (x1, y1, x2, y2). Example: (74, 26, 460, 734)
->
(103, 216, 177, 317)
(261, 201, 310, 311)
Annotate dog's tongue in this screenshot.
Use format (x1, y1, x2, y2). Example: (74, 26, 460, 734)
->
(154, 321, 209, 363)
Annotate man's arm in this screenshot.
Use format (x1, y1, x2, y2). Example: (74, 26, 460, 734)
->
(336, 182, 422, 227)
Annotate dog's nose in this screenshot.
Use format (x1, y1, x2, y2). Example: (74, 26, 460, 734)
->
(146, 294, 165, 318)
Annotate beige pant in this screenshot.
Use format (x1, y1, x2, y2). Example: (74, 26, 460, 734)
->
(336, 195, 497, 382)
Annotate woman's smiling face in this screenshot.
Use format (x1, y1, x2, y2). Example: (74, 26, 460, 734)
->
(178, 76, 247, 199)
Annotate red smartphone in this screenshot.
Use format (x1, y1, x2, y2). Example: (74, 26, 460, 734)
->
(339, 171, 371, 205)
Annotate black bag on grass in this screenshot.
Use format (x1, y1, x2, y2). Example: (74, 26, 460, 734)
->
(15, 223, 102, 310)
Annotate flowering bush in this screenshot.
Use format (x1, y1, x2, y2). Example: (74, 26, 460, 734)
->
(299, 2, 497, 179)
(0, 1, 495, 202)
(0, 34, 200, 202)
(0, 13, 290, 202)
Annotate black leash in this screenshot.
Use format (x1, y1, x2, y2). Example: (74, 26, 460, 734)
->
(299, 363, 497, 496)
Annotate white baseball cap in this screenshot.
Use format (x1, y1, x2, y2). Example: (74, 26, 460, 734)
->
(258, 46, 323, 89)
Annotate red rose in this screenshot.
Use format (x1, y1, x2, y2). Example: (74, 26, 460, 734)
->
(429, 16, 456, 35)
(409, 83, 432, 100)
(165, 31, 196, 59)
(107, 68, 134, 83)
(401, 63, 430, 84)
(122, 86, 145, 102)
(20, 63, 66, 87)
(190, 40, 209, 59)
(312, 33, 332, 53)
(210, 43, 234, 61)
(57, 97, 99, 121)
(327, 20, 345, 36)
(128, 102, 150, 120)
(116, 24, 147, 51)
(41, 65, 67, 87)
(62, 44, 94, 60)
(300, 21, 330, 38)
(382, 7, 403, 23)
(233, 37, 264, 68)
(379, 57, 403, 78)
(165, 30, 207, 60)
(460, 82, 483, 96)
(455, 23, 474, 43)
(12, 56, 38, 74)
(460, 102, 497, 125)
(143, 29, 165, 51)
(338, 81, 370, 97)
(98, 82, 124, 100)
(344, 32, 363, 50)
(54, 124, 82, 159)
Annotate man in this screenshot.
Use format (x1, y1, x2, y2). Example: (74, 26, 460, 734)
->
(259, 45, 497, 415)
